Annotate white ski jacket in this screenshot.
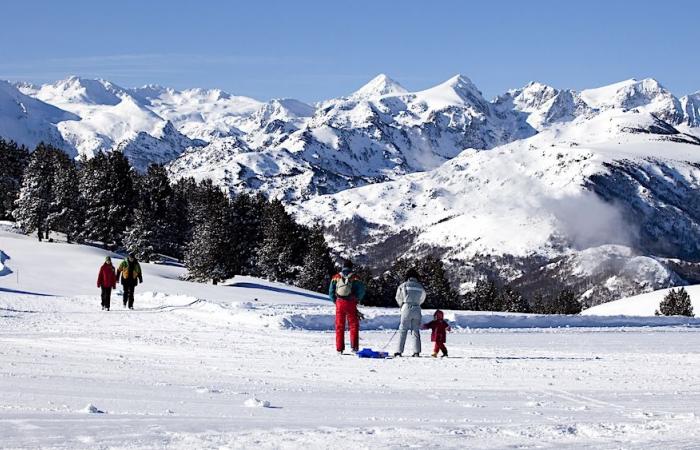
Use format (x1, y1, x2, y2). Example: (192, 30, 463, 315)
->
(395, 278, 427, 308)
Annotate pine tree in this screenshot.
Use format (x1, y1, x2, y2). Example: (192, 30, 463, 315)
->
(552, 289, 582, 315)
(124, 165, 174, 261)
(14, 144, 54, 240)
(183, 180, 234, 282)
(47, 151, 82, 242)
(531, 293, 549, 314)
(360, 269, 401, 307)
(169, 177, 197, 260)
(296, 225, 335, 292)
(500, 286, 530, 313)
(657, 287, 694, 317)
(0, 139, 30, 220)
(471, 278, 501, 311)
(80, 151, 136, 248)
(14, 143, 81, 241)
(106, 151, 136, 245)
(255, 199, 305, 283)
(418, 256, 458, 309)
(387, 256, 457, 309)
(228, 192, 266, 275)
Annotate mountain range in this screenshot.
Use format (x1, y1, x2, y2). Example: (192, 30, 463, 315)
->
(2, 73, 700, 304)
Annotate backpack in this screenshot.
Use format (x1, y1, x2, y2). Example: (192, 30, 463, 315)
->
(336, 274, 354, 298)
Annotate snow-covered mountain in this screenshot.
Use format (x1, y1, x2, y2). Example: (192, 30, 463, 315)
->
(2, 73, 700, 304)
(169, 74, 541, 200)
(128, 85, 263, 141)
(295, 99, 700, 304)
(0, 81, 77, 152)
(13, 77, 202, 170)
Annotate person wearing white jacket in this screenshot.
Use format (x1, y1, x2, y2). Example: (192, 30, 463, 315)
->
(394, 268, 427, 357)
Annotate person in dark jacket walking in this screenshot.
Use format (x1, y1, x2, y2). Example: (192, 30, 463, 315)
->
(328, 259, 366, 354)
(422, 309, 451, 357)
(97, 256, 117, 311)
(117, 254, 143, 310)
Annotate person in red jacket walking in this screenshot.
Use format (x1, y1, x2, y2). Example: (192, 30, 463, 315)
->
(422, 309, 451, 357)
(97, 256, 117, 311)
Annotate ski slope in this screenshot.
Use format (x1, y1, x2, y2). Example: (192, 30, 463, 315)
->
(583, 285, 700, 317)
(2, 227, 700, 448)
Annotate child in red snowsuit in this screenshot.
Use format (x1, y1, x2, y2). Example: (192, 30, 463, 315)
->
(422, 309, 451, 357)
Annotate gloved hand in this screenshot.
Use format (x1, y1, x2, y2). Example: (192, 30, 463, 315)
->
(356, 310, 366, 321)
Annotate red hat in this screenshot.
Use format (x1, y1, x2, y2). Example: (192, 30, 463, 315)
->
(434, 310, 444, 320)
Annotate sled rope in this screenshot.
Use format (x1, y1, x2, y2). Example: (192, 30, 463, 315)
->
(380, 329, 399, 350)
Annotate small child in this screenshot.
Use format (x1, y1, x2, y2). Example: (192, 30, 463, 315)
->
(422, 310, 451, 357)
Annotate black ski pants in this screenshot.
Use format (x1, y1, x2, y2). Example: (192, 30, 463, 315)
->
(101, 287, 112, 309)
(123, 284, 135, 309)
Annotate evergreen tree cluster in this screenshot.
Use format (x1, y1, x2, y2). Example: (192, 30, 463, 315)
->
(531, 289, 583, 315)
(360, 256, 460, 309)
(0, 139, 30, 221)
(461, 279, 582, 315)
(11, 143, 336, 291)
(656, 287, 694, 317)
(14, 143, 81, 242)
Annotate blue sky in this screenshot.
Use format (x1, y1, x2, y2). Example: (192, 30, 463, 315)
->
(1, 0, 698, 101)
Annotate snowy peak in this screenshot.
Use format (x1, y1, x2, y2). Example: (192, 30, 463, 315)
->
(36, 76, 129, 106)
(414, 74, 490, 112)
(509, 81, 560, 113)
(127, 84, 173, 103)
(351, 73, 408, 99)
(581, 78, 678, 112)
(680, 92, 700, 126)
(0, 80, 77, 150)
(255, 98, 315, 121)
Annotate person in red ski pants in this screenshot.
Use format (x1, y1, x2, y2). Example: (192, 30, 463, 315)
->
(422, 309, 451, 357)
(328, 259, 366, 354)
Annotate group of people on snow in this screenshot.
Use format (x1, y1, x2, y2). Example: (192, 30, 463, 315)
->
(95, 254, 447, 357)
(329, 259, 451, 358)
(96, 254, 143, 310)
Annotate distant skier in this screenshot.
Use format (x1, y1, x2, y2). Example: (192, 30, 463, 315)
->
(117, 253, 143, 310)
(329, 259, 366, 354)
(96, 256, 117, 311)
(423, 309, 451, 358)
(394, 268, 426, 357)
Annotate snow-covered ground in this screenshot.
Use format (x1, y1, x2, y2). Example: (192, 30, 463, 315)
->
(583, 284, 700, 317)
(2, 229, 700, 448)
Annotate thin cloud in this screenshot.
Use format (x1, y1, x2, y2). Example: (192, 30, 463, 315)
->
(0, 53, 308, 82)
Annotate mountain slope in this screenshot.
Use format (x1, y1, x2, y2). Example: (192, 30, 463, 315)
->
(168, 74, 536, 201)
(0, 81, 78, 152)
(295, 107, 700, 305)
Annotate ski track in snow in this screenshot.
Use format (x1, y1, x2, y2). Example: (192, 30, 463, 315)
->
(1, 230, 700, 448)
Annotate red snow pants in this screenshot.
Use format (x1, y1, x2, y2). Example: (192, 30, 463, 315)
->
(335, 299, 359, 352)
(434, 342, 448, 355)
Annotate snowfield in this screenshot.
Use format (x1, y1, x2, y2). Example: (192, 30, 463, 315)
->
(2, 229, 700, 448)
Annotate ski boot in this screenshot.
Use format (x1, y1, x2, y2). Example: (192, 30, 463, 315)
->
(431, 352, 438, 358)
(393, 352, 402, 357)
(412, 353, 420, 357)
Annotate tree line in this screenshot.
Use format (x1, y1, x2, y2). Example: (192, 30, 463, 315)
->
(1, 139, 590, 314)
(1, 140, 336, 292)
(358, 258, 582, 315)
